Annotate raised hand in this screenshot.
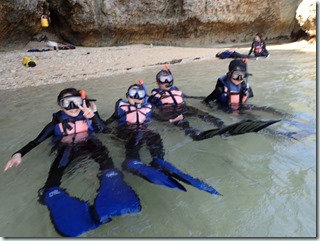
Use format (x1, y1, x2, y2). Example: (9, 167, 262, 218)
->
(77, 101, 95, 119)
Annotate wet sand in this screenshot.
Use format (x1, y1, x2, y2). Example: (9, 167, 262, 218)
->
(0, 39, 315, 90)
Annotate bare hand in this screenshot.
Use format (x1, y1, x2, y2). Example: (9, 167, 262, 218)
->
(169, 114, 184, 123)
(77, 101, 95, 119)
(4, 153, 22, 172)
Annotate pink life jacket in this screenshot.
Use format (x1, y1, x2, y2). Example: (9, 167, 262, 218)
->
(152, 88, 184, 105)
(57, 119, 91, 135)
(119, 100, 152, 125)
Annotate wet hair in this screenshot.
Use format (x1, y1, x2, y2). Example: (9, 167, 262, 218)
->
(156, 69, 171, 82)
(228, 59, 246, 72)
(57, 88, 80, 103)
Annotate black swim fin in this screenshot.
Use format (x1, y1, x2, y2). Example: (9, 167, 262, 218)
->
(43, 186, 103, 237)
(191, 119, 281, 141)
(219, 119, 281, 136)
(93, 168, 141, 223)
(122, 159, 186, 192)
(151, 158, 222, 196)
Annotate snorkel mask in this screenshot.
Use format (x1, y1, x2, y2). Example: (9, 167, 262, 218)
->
(59, 96, 83, 110)
(156, 65, 174, 88)
(158, 74, 174, 87)
(127, 87, 146, 100)
(231, 71, 245, 81)
(127, 85, 146, 108)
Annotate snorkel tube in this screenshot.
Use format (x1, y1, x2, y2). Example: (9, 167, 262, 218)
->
(80, 90, 94, 131)
(165, 64, 171, 74)
(138, 79, 149, 105)
(243, 58, 253, 86)
(164, 64, 174, 87)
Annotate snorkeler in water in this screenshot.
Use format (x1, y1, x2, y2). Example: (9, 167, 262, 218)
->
(148, 65, 279, 141)
(187, 59, 311, 140)
(104, 82, 221, 196)
(203, 59, 254, 112)
(3, 88, 141, 237)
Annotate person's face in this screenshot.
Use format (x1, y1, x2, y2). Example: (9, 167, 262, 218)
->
(157, 74, 173, 90)
(126, 87, 146, 106)
(230, 71, 245, 85)
(59, 93, 82, 117)
(128, 96, 144, 106)
(255, 35, 261, 41)
(157, 81, 171, 90)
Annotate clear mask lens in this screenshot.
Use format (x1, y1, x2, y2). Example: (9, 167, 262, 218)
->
(232, 71, 245, 81)
(128, 88, 146, 100)
(159, 74, 173, 84)
(60, 96, 83, 110)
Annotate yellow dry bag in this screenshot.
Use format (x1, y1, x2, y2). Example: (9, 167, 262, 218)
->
(41, 15, 49, 27)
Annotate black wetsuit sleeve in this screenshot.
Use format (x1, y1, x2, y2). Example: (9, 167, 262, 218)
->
(13, 121, 56, 157)
(90, 111, 107, 133)
(248, 42, 254, 55)
(203, 79, 224, 104)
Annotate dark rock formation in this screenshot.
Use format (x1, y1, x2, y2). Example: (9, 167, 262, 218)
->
(0, 0, 313, 50)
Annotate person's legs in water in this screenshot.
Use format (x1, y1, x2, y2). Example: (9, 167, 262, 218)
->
(38, 143, 74, 203)
(84, 137, 115, 173)
(143, 129, 165, 160)
(121, 129, 186, 191)
(173, 118, 203, 140)
(123, 130, 144, 162)
(38, 137, 115, 201)
(185, 105, 224, 127)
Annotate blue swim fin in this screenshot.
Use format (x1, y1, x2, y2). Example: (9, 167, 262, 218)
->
(122, 159, 186, 192)
(151, 158, 222, 196)
(93, 168, 141, 223)
(43, 186, 104, 237)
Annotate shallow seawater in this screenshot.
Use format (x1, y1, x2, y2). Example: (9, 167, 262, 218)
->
(0, 48, 316, 237)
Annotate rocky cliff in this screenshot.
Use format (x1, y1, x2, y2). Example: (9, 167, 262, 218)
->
(296, 0, 316, 37)
(0, 0, 314, 50)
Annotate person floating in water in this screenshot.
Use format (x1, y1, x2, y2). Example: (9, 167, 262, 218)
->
(3, 88, 141, 237)
(203, 59, 254, 112)
(148, 64, 279, 140)
(248, 33, 270, 58)
(105, 82, 221, 196)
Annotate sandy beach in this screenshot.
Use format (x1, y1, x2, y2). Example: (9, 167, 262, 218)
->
(0, 39, 315, 90)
